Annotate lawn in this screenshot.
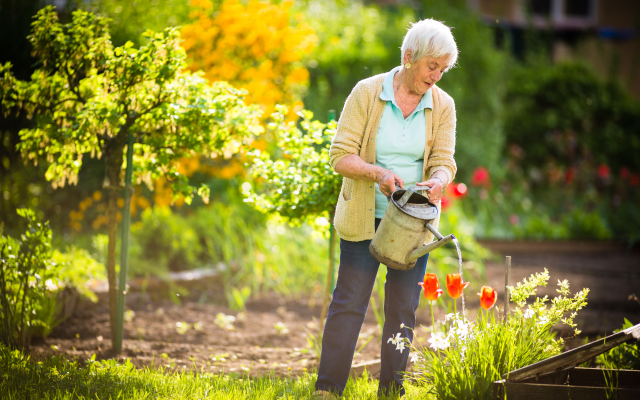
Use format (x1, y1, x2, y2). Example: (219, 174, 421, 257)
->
(0, 345, 433, 399)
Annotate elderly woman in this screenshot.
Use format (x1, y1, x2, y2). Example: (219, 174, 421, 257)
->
(314, 19, 458, 398)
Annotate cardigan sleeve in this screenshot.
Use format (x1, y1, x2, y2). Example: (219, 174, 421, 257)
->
(426, 92, 457, 185)
(329, 82, 369, 170)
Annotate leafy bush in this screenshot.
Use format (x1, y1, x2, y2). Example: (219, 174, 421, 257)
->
(410, 269, 589, 400)
(505, 62, 640, 172)
(50, 247, 106, 303)
(130, 207, 203, 274)
(0, 210, 106, 349)
(562, 209, 612, 240)
(243, 107, 342, 226)
(0, 209, 56, 349)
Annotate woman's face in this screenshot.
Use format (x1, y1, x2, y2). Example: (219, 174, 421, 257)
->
(403, 53, 451, 95)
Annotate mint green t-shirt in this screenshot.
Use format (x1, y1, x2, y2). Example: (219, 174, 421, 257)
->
(374, 66, 433, 219)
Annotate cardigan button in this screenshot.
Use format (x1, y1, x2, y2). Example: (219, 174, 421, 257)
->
(428, 140, 433, 146)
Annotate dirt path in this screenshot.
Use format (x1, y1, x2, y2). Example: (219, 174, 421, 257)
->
(28, 240, 640, 376)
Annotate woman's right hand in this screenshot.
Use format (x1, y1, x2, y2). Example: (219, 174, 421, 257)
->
(377, 169, 404, 197)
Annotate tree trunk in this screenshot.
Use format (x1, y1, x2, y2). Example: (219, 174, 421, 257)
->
(319, 213, 337, 336)
(106, 185, 118, 345)
(103, 133, 127, 350)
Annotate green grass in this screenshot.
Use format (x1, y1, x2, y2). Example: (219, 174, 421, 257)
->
(0, 345, 433, 399)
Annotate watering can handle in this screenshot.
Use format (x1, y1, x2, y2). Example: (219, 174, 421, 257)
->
(396, 185, 432, 208)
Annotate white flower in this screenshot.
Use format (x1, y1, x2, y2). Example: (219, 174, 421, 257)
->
(538, 315, 549, 325)
(400, 323, 405, 329)
(428, 332, 450, 350)
(44, 279, 59, 291)
(453, 319, 470, 338)
(410, 352, 419, 363)
(396, 341, 406, 353)
(445, 313, 455, 321)
(523, 308, 535, 319)
(387, 332, 402, 346)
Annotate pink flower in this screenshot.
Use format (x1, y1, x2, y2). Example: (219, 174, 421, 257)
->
(471, 167, 491, 188)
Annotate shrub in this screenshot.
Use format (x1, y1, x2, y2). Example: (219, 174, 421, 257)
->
(0, 210, 107, 349)
(130, 207, 203, 274)
(0, 209, 55, 349)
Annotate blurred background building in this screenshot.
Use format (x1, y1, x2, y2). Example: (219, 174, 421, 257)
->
(470, 0, 640, 98)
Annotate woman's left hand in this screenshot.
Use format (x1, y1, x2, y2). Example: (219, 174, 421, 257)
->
(416, 178, 443, 204)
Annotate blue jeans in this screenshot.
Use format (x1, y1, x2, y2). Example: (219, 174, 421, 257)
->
(315, 219, 428, 397)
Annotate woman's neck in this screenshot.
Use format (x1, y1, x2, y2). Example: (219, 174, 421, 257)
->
(394, 68, 421, 99)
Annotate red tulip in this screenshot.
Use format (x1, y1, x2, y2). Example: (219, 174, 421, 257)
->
(620, 167, 630, 181)
(440, 195, 451, 210)
(471, 167, 490, 188)
(446, 273, 469, 299)
(564, 167, 576, 185)
(597, 164, 610, 179)
(419, 273, 443, 301)
(478, 286, 497, 310)
(451, 183, 467, 198)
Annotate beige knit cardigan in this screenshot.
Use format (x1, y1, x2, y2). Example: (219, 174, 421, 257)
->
(329, 72, 457, 242)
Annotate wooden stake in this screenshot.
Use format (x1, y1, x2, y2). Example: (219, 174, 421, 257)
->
(504, 256, 511, 323)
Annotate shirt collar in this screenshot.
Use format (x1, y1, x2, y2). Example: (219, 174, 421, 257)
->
(380, 66, 433, 111)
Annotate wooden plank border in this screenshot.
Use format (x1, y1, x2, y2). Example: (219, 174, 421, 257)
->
(504, 323, 640, 382)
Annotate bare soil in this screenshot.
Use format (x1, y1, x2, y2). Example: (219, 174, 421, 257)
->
(28, 240, 640, 377)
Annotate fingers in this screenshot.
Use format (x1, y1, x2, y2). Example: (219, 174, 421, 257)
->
(394, 175, 404, 190)
(378, 170, 404, 197)
(421, 179, 443, 203)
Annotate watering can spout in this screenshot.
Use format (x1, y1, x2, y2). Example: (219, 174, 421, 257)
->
(406, 225, 455, 263)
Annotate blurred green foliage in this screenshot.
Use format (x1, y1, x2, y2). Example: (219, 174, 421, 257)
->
(79, 0, 191, 47)
(0, 209, 54, 349)
(51, 246, 106, 303)
(0, 209, 103, 350)
(295, 0, 413, 119)
(243, 106, 342, 226)
(122, 197, 329, 306)
(505, 62, 640, 172)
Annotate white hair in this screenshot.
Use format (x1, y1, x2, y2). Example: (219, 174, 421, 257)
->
(400, 19, 458, 70)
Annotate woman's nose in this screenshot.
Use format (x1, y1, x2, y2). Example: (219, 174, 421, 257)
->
(432, 70, 442, 82)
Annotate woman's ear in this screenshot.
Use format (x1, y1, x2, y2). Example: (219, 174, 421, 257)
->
(403, 50, 412, 66)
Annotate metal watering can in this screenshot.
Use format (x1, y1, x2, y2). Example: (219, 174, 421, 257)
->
(369, 186, 455, 271)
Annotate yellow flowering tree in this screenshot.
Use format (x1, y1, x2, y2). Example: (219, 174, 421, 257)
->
(181, 0, 317, 118)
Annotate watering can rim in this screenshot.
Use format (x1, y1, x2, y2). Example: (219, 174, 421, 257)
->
(390, 186, 439, 221)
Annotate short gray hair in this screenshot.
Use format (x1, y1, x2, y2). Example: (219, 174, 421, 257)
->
(400, 19, 458, 70)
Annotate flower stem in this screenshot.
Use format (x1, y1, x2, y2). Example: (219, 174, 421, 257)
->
(430, 301, 435, 331)
(453, 299, 457, 316)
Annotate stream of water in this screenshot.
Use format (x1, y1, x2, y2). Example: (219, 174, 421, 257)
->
(451, 235, 465, 317)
